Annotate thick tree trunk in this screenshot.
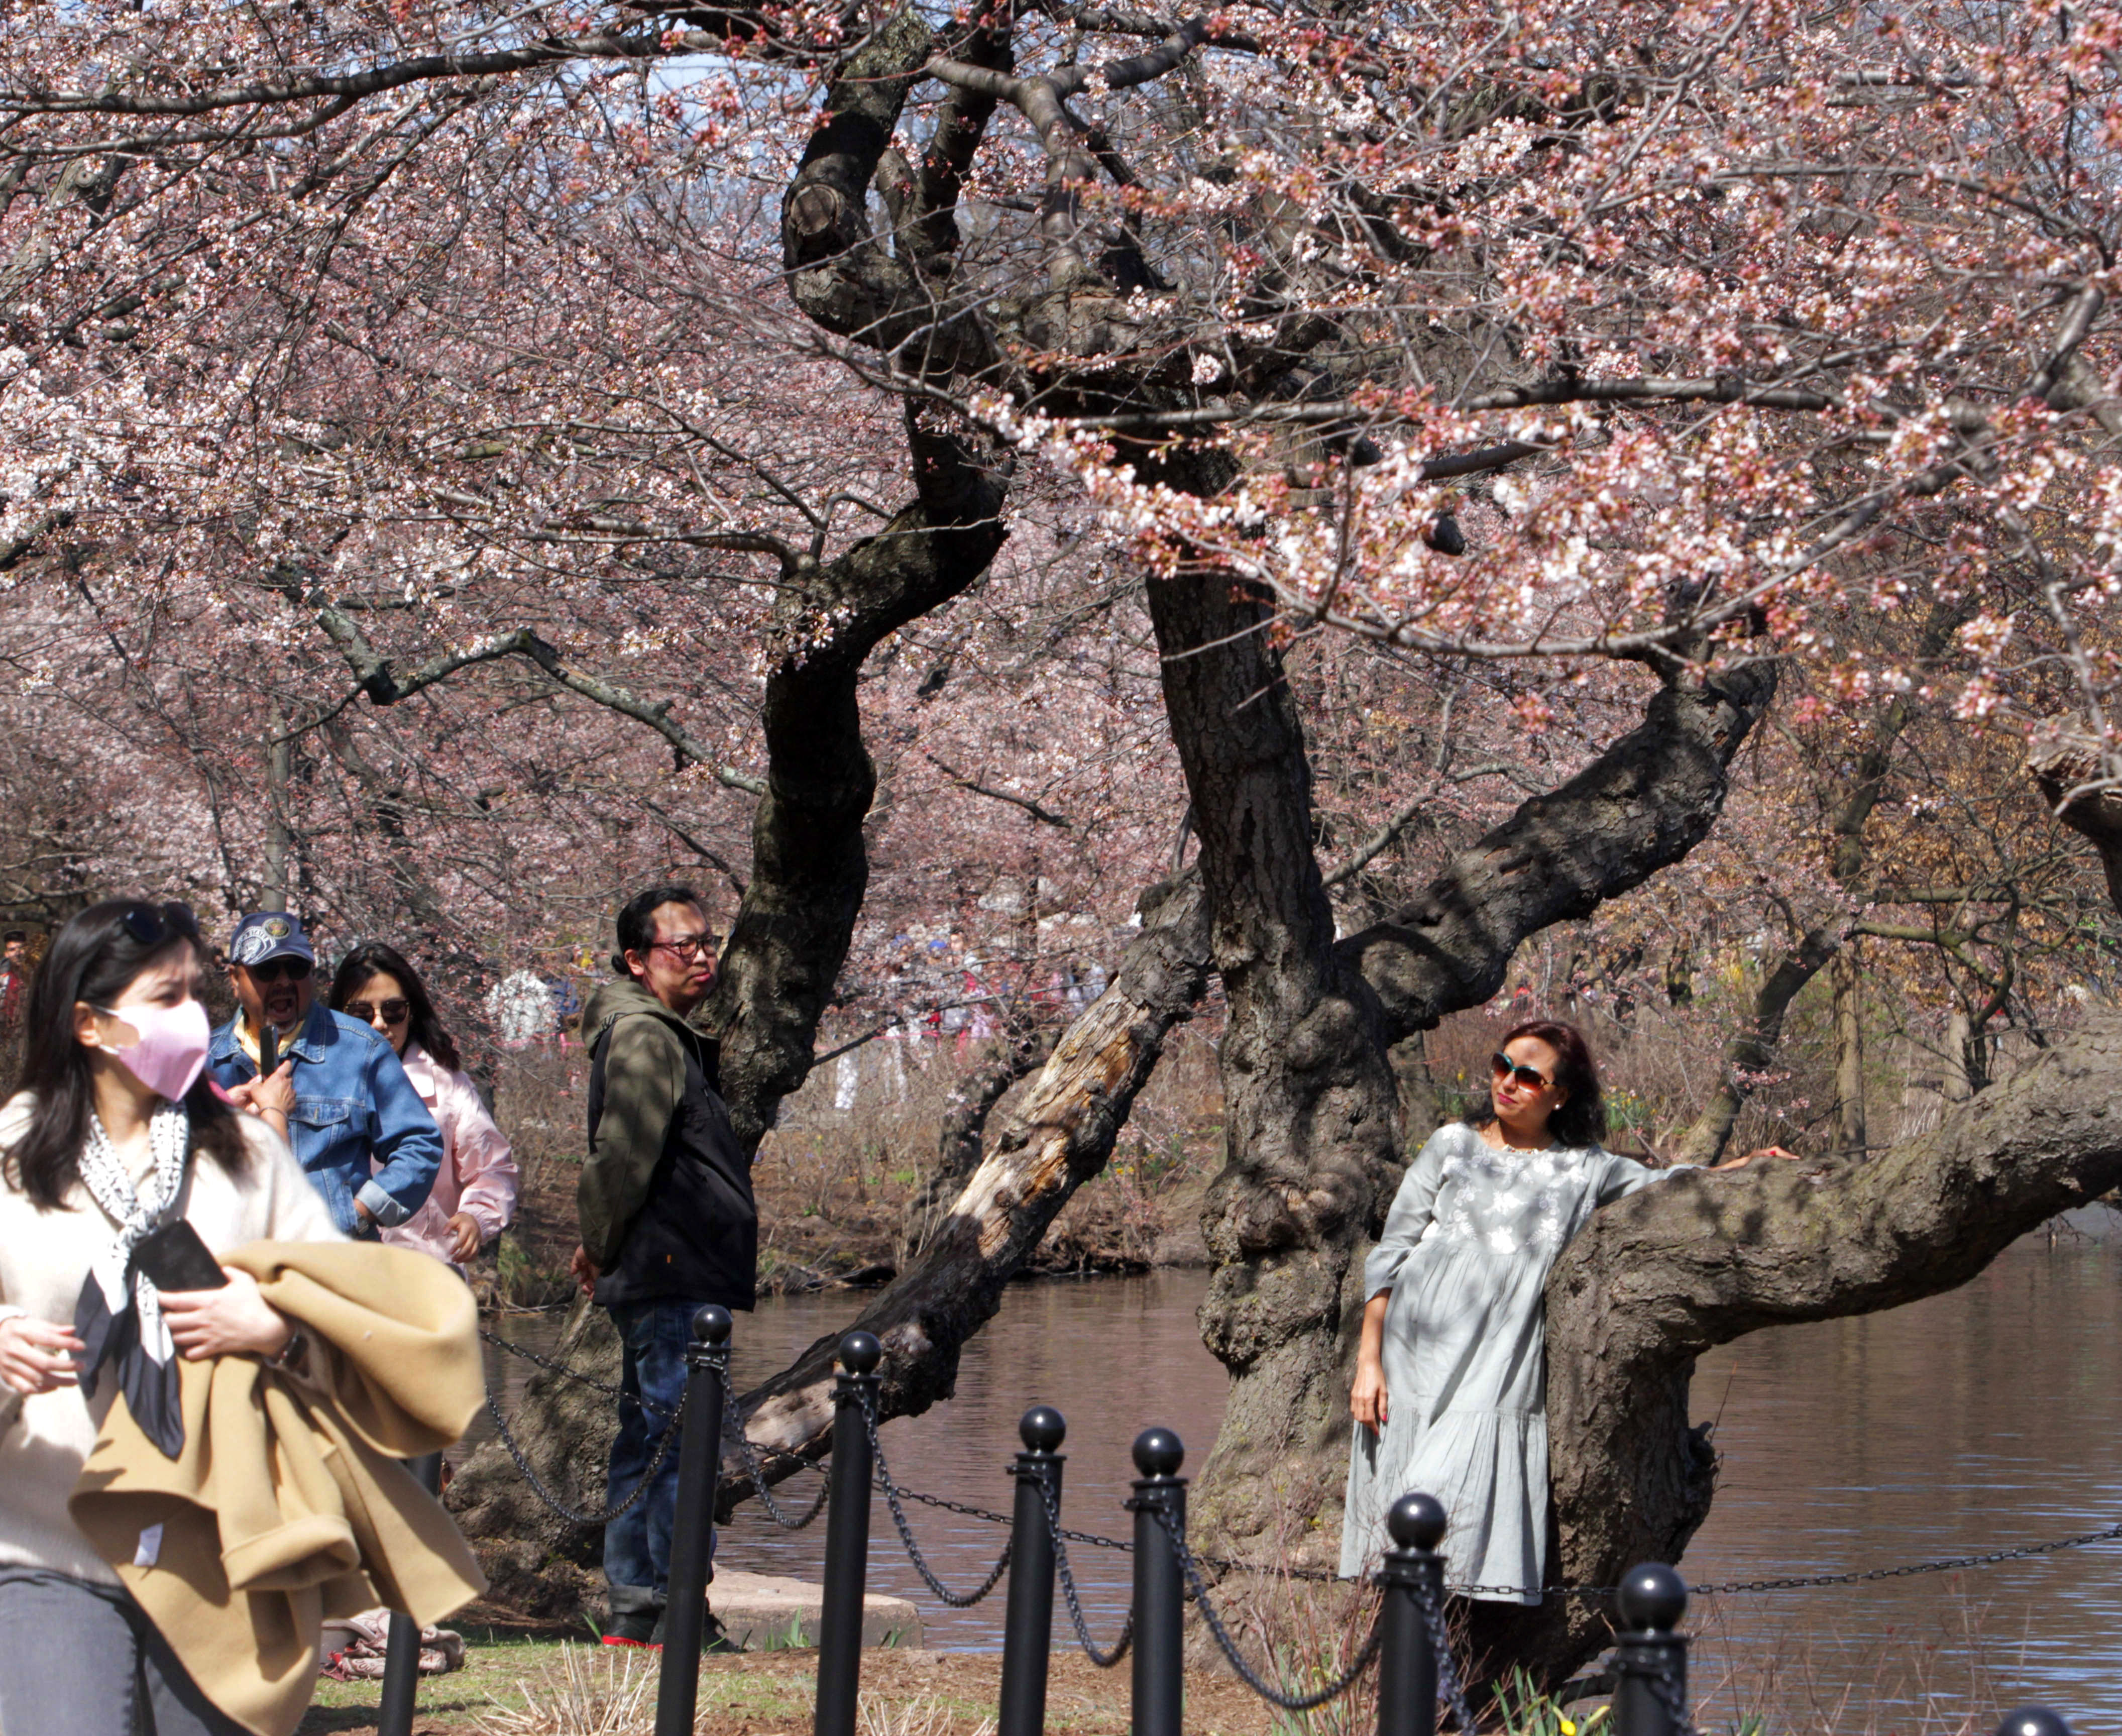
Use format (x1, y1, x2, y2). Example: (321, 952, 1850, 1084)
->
(447, 416, 1010, 1558)
(1466, 1014, 2122, 1688)
(1140, 569, 1404, 1556)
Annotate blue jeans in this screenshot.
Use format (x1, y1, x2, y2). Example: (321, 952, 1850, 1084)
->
(603, 1300, 715, 1614)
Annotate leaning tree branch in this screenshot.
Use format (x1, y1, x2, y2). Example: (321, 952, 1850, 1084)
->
(281, 574, 773, 796)
(719, 869, 1211, 1504)
(0, 22, 803, 124)
(1341, 657, 1780, 1041)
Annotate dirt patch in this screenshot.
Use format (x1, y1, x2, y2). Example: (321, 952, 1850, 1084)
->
(299, 1631, 1279, 1736)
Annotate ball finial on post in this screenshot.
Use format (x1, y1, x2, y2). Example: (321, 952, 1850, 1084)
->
(837, 1329, 882, 1375)
(1386, 1491, 1448, 1553)
(1616, 1562, 1688, 1634)
(1132, 1427, 1184, 1478)
(691, 1304, 732, 1346)
(1996, 1710, 2073, 1736)
(1019, 1405, 1066, 1453)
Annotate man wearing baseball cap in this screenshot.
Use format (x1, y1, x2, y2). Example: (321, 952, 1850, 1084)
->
(208, 911, 442, 1237)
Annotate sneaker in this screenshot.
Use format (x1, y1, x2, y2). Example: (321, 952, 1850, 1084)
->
(647, 1607, 745, 1654)
(600, 1610, 659, 1650)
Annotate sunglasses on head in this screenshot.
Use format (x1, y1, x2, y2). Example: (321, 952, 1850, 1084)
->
(248, 956, 312, 984)
(1491, 1051, 1551, 1091)
(345, 998, 409, 1025)
(119, 902, 200, 947)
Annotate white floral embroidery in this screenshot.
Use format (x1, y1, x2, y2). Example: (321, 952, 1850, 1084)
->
(1431, 1132, 1591, 1260)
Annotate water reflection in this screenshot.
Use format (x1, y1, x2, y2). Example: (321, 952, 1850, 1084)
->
(473, 1241, 2122, 1720)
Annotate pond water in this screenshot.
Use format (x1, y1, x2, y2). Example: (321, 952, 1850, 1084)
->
(475, 1231, 2122, 1727)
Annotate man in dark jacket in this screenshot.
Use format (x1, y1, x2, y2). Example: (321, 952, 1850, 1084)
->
(570, 885, 756, 1651)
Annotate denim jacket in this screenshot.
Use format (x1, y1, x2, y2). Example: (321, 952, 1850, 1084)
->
(207, 1003, 443, 1237)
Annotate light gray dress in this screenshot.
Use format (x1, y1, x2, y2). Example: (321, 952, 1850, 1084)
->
(1339, 1122, 1683, 1600)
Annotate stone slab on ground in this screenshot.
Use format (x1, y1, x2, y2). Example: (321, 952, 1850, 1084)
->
(711, 1570, 923, 1651)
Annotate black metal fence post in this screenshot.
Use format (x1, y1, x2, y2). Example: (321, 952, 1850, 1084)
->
(814, 1330, 882, 1736)
(1997, 1711, 2074, 1736)
(377, 1451, 444, 1736)
(1611, 1563, 1689, 1736)
(1374, 1493, 1445, 1736)
(654, 1304, 733, 1736)
(998, 1406, 1065, 1736)
(1126, 1428, 1185, 1736)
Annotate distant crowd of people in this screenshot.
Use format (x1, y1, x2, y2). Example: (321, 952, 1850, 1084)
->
(0, 880, 757, 1734)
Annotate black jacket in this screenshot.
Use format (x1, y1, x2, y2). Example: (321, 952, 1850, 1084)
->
(579, 979, 757, 1311)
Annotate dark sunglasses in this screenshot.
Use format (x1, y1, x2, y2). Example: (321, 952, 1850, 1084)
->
(248, 956, 313, 984)
(1491, 1051, 1551, 1091)
(119, 902, 201, 947)
(344, 998, 409, 1025)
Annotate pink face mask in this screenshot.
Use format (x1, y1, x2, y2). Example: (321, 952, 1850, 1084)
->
(95, 999, 212, 1104)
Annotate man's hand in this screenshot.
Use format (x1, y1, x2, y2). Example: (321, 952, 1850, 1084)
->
(446, 1213, 483, 1263)
(161, 1269, 295, 1361)
(569, 1244, 600, 1296)
(228, 1060, 294, 1119)
(0, 1316, 84, 1394)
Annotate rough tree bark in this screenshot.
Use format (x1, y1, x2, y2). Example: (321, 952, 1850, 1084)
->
(1473, 1016, 2122, 1686)
(897, 1023, 1058, 1266)
(1142, 568, 1405, 1549)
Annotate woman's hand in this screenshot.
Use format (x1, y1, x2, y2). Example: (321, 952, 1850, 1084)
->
(1710, 1144, 1803, 1171)
(1350, 1353, 1389, 1433)
(159, 1268, 294, 1361)
(0, 1316, 84, 1394)
(446, 1213, 483, 1263)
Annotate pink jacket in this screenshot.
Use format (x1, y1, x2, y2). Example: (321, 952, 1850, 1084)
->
(379, 1042, 519, 1270)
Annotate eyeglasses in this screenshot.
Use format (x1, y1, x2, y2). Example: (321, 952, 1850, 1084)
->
(1491, 1051, 1551, 1091)
(119, 902, 200, 947)
(248, 957, 313, 985)
(648, 933, 716, 960)
(345, 998, 410, 1025)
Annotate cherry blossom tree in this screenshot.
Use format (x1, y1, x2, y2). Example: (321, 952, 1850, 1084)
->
(3, 0, 2122, 1690)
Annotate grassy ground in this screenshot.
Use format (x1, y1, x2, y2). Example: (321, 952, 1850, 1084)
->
(298, 1628, 1281, 1736)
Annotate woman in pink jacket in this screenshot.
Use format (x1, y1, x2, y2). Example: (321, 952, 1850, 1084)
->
(327, 943, 518, 1272)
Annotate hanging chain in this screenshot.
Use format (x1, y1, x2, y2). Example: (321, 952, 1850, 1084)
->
(482, 1391, 682, 1526)
(722, 1408, 832, 1531)
(479, 1326, 676, 1421)
(1643, 1651, 1700, 1736)
(860, 1388, 1014, 1606)
(1152, 1506, 1382, 1710)
(1039, 1475, 1133, 1666)
(1412, 1573, 1482, 1733)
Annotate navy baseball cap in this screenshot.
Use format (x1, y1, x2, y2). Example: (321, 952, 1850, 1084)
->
(228, 911, 316, 969)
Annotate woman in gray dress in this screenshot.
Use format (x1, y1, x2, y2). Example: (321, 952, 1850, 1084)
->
(1342, 1019, 1789, 1598)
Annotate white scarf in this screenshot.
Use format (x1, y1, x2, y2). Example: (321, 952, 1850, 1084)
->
(76, 1101, 190, 1366)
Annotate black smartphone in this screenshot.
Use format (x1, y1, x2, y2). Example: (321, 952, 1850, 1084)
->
(259, 1025, 278, 1077)
(130, 1219, 229, 1292)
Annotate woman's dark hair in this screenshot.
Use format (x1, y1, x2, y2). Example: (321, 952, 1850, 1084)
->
(1463, 1018, 1609, 1149)
(611, 884, 704, 977)
(4, 899, 248, 1210)
(329, 941, 461, 1071)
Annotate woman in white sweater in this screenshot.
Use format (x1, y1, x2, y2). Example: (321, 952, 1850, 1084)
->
(0, 900, 341, 1736)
